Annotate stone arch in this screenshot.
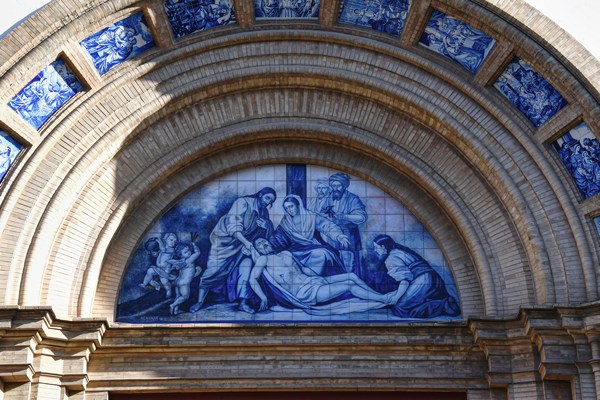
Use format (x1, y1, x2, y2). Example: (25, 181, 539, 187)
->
(0, 0, 599, 397)
(3, 49, 590, 317)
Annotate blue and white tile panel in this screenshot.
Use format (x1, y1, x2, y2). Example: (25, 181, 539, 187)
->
(255, 0, 320, 18)
(116, 164, 461, 324)
(339, 0, 411, 37)
(0, 130, 23, 184)
(80, 13, 155, 75)
(494, 58, 567, 127)
(595, 217, 600, 240)
(552, 122, 600, 199)
(8, 59, 84, 130)
(164, 0, 236, 38)
(420, 10, 495, 74)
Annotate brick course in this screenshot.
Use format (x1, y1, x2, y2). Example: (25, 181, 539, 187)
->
(0, 0, 599, 398)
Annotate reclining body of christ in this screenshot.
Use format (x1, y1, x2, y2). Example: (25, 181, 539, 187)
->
(248, 238, 402, 313)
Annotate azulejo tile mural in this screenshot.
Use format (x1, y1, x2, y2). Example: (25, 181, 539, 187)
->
(8, 59, 84, 130)
(338, 0, 411, 36)
(595, 217, 600, 239)
(255, 0, 320, 18)
(0, 130, 23, 184)
(420, 10, 495, 74)
(164, 0, 236, 38)
(80, 13, 155, 75)
(117, 164, 461, 323)
(552, 122, 600, 199)
(494, 58, 567, 127)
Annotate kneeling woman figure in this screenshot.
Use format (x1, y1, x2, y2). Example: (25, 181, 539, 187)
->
(372, 234, 460, 319)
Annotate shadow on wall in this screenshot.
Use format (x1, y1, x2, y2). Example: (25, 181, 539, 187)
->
(4, 0, 598, 323)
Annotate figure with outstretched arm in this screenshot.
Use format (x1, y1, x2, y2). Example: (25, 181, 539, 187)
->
(190, 187, 276, 313)
(138, 233, 178, 297)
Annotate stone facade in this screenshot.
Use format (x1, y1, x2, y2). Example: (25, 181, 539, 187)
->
(2, 305, 600, 399)
(0, 0, 599, 398)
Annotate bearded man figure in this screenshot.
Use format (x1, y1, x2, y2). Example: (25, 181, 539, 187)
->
(319, 173, 368, 279)
(190, 187, 276, 313)
(307, 177, 330, 214)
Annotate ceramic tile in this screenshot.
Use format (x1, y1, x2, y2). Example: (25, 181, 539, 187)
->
(80, 13, 155, 75)
(9, 59, 83, 130)
(255, 0, 320, 18)
(0, 130, 23, 183)
(117, 164, 461, 323)
(552, 122, 600, 199)
(164, 0, 236, 38)
(339, 0, 411, 36)
(494, 58, 567, 127)
(420, 10, 495, 73)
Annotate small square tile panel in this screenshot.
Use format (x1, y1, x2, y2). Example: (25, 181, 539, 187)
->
(0, 130, 24, 184)
(80, 13, 155, 75)
(164, 0, 237, 38)
(255, 0, 320, 18)
(494, 58, 567, 127)
(339, 0, 411, 37)
(420, 10, 496, 74)
(8, 59, 84, 130)
(552, 122, 600, 199)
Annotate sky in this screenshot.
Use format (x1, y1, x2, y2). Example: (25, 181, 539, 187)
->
(1, 0, 51, 38)
(0, 0, 599, 60)
(524, 0, 598, 58)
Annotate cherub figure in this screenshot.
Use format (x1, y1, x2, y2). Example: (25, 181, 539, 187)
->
(169, 242, 202, 315)
(138, 233, 178, 297)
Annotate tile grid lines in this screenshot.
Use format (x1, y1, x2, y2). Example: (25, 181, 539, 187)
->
(0, 3, 596, 241)
(0, 0, 596, 294)
(115, 164, 460, 323)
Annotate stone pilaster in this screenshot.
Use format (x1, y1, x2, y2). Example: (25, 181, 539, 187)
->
(0, 308, 106, 400)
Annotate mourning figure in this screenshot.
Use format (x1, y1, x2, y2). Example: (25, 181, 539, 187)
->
(372, 234, 460, 318)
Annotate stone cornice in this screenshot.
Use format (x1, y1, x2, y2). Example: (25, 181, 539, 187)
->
(0, 304, 599, 396)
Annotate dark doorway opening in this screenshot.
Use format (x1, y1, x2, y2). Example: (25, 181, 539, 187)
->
(112, 391, 468, 400)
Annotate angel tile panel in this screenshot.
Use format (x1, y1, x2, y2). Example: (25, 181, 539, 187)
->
(339, 0, 411, 36)
(0, 130, 23, 184)
(255, 0, 320, 18)
(164, 0, 236, 38)
(116, 164, 461, 324)
(552, 122, 600, 199)
(8, 59, 84, 130)
(494, 58, 567, 127)
(80, 13, 155, 75)
(420, 10, 495, 73)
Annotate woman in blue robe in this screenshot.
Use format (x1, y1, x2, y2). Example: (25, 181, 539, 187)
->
(269, 195, 348, 277)
(372, 234, 460, 319)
